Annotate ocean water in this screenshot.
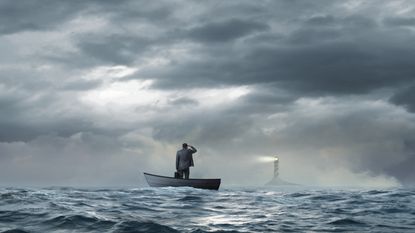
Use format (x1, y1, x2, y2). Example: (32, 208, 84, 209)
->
(0, 186, 414, 233)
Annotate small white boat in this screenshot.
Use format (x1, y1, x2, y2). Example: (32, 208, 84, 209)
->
(143, 172, 221, 190)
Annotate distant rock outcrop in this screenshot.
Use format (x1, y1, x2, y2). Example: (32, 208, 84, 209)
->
(266, 177, 295, 186)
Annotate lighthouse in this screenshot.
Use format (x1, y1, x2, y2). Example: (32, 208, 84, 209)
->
(265, 156, 294, 186)
(273, 156, 279, 179)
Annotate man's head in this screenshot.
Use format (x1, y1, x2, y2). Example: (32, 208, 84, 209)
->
(182, 143, 188, 149)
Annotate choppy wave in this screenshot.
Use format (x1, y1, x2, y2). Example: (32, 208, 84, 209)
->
(0, 186, 414, 232)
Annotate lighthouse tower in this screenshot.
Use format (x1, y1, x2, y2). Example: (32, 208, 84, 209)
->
(265, 156, 293, 186)
(273, 156, 279, 179)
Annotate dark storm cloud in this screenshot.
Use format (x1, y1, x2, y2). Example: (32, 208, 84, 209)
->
(106, 1, 173, 23)
(0, 79, 121, 143)
(303, 14, 377, 32)
(184, 19, 269, 43)
(0, 65, 108, 143)
(384, 17, 415, 27)
(61, 79, 102, 91)
(390, 84, 415, 113)
(305, 15, 337, 26)
(0, 91, 91, 142)
(386, 141, 415, 184)
(73, 18, 269, 67)
(0, 68, 52, 92)
(0, 0, 172, 36)
(246, 42, 415, 95)
(145, 13, 415, 100)
(77, 35, 154, 65)
(0, 132, 152, 186)
(168, 97, 198, 107)
(148, 39, 415, 95)
(0, 118, 93, 143)
(242, 91, 294, 105)
(0, 0, 95, 35)
(152, 109, 254, 147)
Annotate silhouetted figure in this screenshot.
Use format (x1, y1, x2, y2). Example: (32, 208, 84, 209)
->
(176, 143, 197, 179)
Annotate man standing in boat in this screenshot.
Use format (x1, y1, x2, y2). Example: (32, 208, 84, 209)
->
(176, 143, 197, 179)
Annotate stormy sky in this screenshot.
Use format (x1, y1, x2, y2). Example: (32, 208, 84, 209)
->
(1, 0, 415, 187)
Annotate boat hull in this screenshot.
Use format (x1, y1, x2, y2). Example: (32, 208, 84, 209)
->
(144, 172, 221, 190)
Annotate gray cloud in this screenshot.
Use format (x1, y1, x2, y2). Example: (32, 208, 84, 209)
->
(184, 18, 269, 43)
(0, 98, 96, 143)
(168, 97, 199, 107)
(0, 0, 103, 35)
(145, 13, 415, 97)
(0, 0, 170, 36)
(386, 150, 415, 184)
(0, 132, 152, 186)
(76, 35, 154, 65)
(61, 79, 103, 91)
(390, 84, 415, 113)
(384, 17, 415, 27)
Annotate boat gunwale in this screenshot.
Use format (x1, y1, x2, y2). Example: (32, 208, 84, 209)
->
(143, 172, 220, 182)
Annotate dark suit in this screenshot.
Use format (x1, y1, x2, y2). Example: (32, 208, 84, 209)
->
(176, 146, 197, 179)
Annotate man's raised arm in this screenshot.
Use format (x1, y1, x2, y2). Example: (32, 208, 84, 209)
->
(189, 145, 197, 153)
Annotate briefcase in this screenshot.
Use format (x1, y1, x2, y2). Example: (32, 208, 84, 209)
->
(174, 172, 181, 178)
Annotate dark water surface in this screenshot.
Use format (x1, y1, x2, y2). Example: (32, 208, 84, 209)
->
(0, 186, 414, 232)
